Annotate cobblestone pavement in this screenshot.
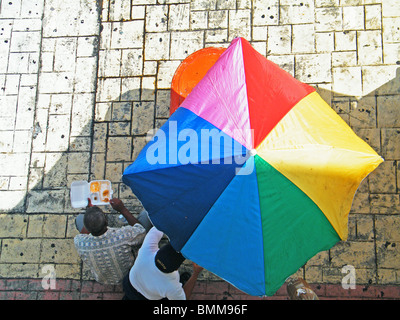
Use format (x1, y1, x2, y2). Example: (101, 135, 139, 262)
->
(0, 0, 399, 300)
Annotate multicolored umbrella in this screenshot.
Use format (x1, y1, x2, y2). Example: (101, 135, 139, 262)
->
(122, 37, 383, 296)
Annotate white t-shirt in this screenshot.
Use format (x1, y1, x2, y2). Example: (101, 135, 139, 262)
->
(129, 227, 186, 300)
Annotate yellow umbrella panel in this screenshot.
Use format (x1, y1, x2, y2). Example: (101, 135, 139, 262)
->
(257, 91, 384, 241)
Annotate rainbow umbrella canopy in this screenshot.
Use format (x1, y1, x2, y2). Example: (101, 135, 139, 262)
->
(123, 37, 383, 296)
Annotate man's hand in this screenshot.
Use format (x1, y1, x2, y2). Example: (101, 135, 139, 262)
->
(109, 198, 141, 227)
(183, 262, 204, 299)
(192, 262, 203, 275)
(109, 198, 125, 212)
(87, 198, 93, 207)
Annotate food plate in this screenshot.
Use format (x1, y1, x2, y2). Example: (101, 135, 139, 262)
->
(70, 180, 113, 208)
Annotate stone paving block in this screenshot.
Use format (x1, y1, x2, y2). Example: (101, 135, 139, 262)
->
(362, 65, 400, 96)
(53, 38, 77, 72)
(228, 9, 251, 40)
(54, 263, 81, 280)
(143, 61, 157, 75)
(131, 5, 145, 20)
(383, 43, 400, 64)
(357, 30, 383, 65)
(0, 153, 29, 176)
(365, 4, 382, 29)
(157, 60, 181, 89)
(145, 5, 168, 32)
(0, 214, 28, 238)
(348, 214, 374, 241)
(38, 72, 74, 94)
(43, 0, 99, 37)
(292, 24, 315, 53)
(45, 115, 70, 151)
(10, 30, 41, 52)
(377, 95, 400, 128)
(121, 78, 141, 101)
(43, 154, 67, 189)
(98, 49, 120, 77)
(382, 17, 400, 43)
(267, 25, 291, 54)
(108, 0, 131, 21)
(131, 101, 155, 135)
(155, 89, 171, 118)
(97, 78, 121, 102)
(369, 161, 397, 194)
(105, 162, 124, 184)
(334, 31, 356, 51)
(92, 123, 107, 153)
(376, 241, 400, 269)
(332, 51, 357, 67)
(26, 189, 66, 213)
(208, 10, 227, 29)
(205, 29, 227, 44)
(381, 129, 400, 160)
(20, 0, 44, 18)
(67, 152, 90, 174)
(295, 53, 331, 83)
(145, 32, 171, 60)
(252, 0, 279, 26)
(0, 264, 39, 278)
(121, 49, 143, 76)
(40, 239, 80, 264)
(190, 10, 208, 30)
(171, 31, 204, 59)
(280, 0, 315, 25)
(110, 21, 144, 49)
(343, 5, 364, 30)
(315, 7, 342, 31)
(106, 136, 132, 162)
(75, 57, 97, 93)
(169, 4, 190, 30)
(131, 137, 148, 162)
(375, 215, 400, 242)
(371, 193, 400, 214)
(0, 239, 42, 263)
(333, 66, 362, 97)
(77, 36, 98, 57)
(111, 101, 131, 121)
(191, 0, 217, 11)
(349, 96, 376, 128)
(330, 241, 376, 269)
(27, 214, 67, 238)
(90, 153, 106, 180)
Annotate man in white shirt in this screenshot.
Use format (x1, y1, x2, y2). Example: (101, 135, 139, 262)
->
(123, 226, 203, 300)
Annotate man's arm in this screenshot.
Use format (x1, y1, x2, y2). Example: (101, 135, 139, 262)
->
(183, 262, 203, 300)
(109, 198, 141, 226)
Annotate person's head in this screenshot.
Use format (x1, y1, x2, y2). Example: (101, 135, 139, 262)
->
(155, 243, 185, 273)
(84, 206, 107, 236)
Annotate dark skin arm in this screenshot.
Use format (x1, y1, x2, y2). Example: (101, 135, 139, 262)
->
(109, 198, 141, 227)
(183, 262, 203, 300)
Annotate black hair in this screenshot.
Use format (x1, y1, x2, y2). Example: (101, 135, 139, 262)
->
(84, 206, 107, 236)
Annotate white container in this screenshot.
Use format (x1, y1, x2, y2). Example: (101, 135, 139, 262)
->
(70, 180, 113, 208)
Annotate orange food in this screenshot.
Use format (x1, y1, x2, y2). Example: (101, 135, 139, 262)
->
(103, 190, 109, 197)
(90, 182, 100, 193)
(103, 198, 109, 203)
